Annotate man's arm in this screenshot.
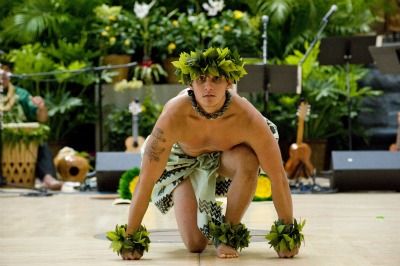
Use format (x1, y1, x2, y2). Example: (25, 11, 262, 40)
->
(247, 114, 293, 224)
(248, 115, 299, 258)
(31, 96, 49, 123)
(125, 98, 181, 233)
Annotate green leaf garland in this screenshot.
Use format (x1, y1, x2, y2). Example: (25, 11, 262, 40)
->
(118, 167, 140, 200)
(106, 224, 150, 256)
(172, 47, 247, 85)
(209, 221, 251, 251)
(2, 124, 50, 148)
(265, 219, 305, 252)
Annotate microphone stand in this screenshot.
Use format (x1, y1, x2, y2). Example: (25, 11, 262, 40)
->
(262, 15, 269, 115)
(299, 5, 337, 66)
(294, 6, 337, 194)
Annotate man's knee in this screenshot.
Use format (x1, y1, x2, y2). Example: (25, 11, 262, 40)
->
(232, 145, 259, 176)
(184, 235, 208, 253)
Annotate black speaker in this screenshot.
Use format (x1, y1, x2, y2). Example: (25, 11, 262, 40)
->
(95, 152, 141, 192)
(331, 151, 400, 191)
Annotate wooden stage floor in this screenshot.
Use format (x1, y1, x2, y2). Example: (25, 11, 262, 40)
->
(1, 189, 399, 266)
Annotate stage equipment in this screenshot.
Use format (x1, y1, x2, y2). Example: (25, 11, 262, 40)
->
(369, 43, 400, 74)
(238, 14, 299, 114)
(331, 151, 400, 191)
(238, 5, 338, 114)
(95, 152, 141, 192)
(319, 35, 379, 150)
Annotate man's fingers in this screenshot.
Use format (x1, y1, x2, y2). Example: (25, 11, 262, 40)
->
(278, 248, 298, 258)
(121, 250, 142, 260)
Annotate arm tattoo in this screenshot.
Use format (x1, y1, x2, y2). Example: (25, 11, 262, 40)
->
(145, 128, 166, 162)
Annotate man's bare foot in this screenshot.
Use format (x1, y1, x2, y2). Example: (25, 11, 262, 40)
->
(216, 244, 239, 258)
(43, 174, 63, 190)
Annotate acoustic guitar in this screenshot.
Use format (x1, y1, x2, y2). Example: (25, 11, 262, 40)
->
(284, 101, 315, 180)
(389, 112, 400, 152)
(125, 98, 145, 153)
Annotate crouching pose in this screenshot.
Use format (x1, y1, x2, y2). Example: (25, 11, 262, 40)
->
(119, 47, 301, 259)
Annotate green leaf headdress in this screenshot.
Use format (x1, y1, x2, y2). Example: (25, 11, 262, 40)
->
(171, 47, 247, 85)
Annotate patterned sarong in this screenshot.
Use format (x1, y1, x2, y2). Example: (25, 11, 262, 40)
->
(143, 118, 279, 238)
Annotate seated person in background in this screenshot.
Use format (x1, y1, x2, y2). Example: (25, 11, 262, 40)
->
(1, 66, 62, 190)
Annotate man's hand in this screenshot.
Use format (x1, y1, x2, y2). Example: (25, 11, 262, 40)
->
(31, 96, 46, 109)
(121, 249, 143, 260)
(277, 247, 299, 258)
(31, 96, 48, 123)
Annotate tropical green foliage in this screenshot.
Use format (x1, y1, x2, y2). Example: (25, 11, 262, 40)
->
(243, 0, 378, 59)
(106, 92, 162, 151)
(0, 0, 389, 151)
(277, 44, 382, 141)
(91, 4, 140, 55)
(0, 0, 104, 46)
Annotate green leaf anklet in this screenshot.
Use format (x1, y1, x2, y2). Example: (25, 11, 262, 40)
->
(209, 221, 251, 251)
(265, 219, 305, 252)
(106, 224, 150, 256)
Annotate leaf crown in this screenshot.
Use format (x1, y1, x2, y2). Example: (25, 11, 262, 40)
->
(171, 47, 247, 85)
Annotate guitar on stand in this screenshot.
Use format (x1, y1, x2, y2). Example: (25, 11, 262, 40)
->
(125, 98, 145, 153)
(389, 112, 400, 152)
(284, 101, 315, 182)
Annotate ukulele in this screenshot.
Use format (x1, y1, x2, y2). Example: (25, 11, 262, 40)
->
(389, 112, 400, 152)
(125, 98, 145, 153)
(284, 101, 315, 179)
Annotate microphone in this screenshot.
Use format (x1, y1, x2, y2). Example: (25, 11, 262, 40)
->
(262, 15, 269, 64)
(322, 5, 337, 22)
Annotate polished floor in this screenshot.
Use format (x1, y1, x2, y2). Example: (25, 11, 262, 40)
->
(1, 187, 399, 266)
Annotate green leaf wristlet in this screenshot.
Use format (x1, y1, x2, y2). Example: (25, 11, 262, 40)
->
(106, 224, 150, 256)
(209, 221, 251, 251)
(265, 219, 305, 252)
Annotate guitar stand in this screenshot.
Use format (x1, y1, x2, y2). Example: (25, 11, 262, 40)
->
(289, 162, 337, 194)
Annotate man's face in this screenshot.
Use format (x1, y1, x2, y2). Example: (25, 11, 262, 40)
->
(190, 75, 231, 109)
(191, 75, 231, 90)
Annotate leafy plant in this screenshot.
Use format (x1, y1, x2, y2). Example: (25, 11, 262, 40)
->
(133, 61, 167, 85)
(266, 43, 382, 147)
(243, 0, 378, 59)
(6, 42, 98, 143)
(44, 90, 83, 142)
(0, 0, 104, 45)
(208, 10, 260, 56)
(91, 4, 140, 55)
(105, 92, 162, 151)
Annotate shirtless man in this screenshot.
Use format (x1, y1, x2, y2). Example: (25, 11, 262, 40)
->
(122, 47, 299, 259)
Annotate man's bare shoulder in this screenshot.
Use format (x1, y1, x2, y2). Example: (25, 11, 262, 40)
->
(163, 93, 191, 115)
(230, 94, 262, 118)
